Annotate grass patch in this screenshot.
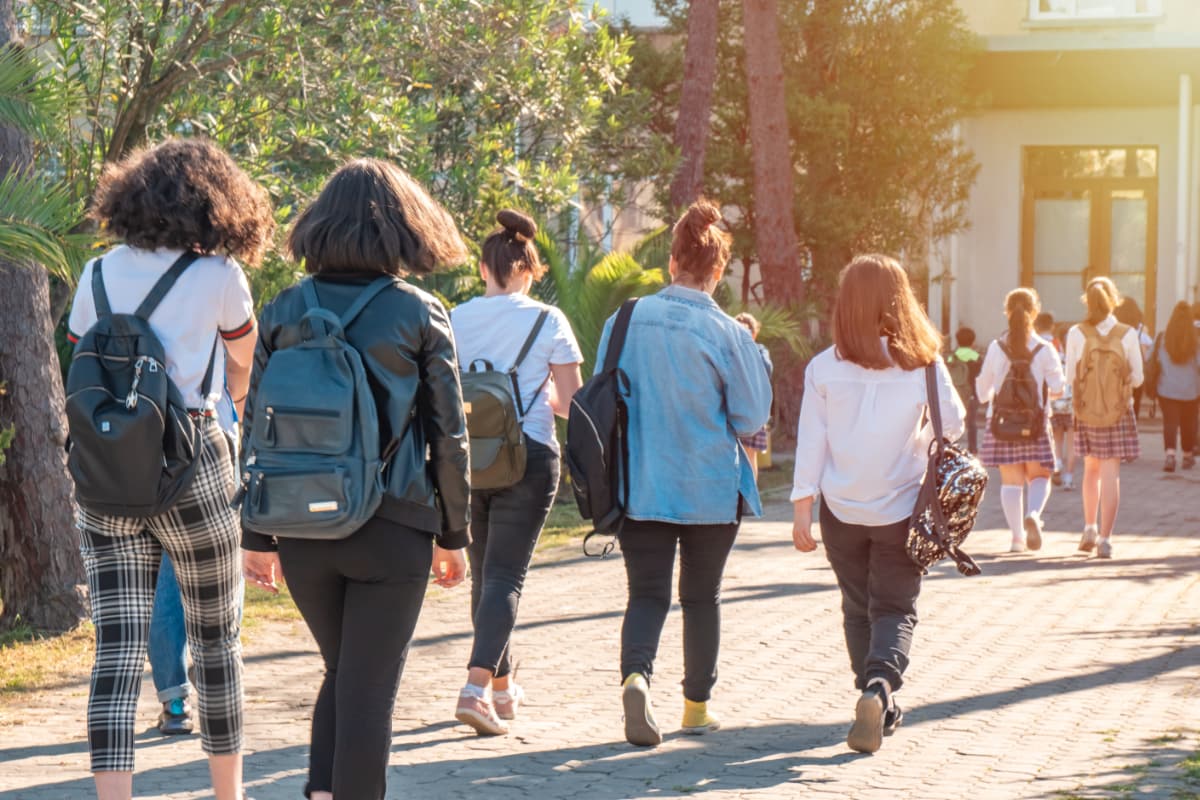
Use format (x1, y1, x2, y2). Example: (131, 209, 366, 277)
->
(1181, 750, 1200, 783)
(539, 498, 592, 552)
(242, 583, 302, 630)
(0, 623, 94, 697)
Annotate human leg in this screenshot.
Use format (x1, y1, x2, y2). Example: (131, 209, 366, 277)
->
(998, 464, 1026, 550)
(676, 522, 739, 703)
(78, 514, 160, 785)
(618, 521, 680, 685)
(1097, 458, 1121, 545)
(819, 504, 872, 689)
(1182, 400, 1199, 466)
(148, 553, 190, 704)
(150, 425, 243, 800)
(1161, 397, 1182, 468)
(862, 519, 923, 693)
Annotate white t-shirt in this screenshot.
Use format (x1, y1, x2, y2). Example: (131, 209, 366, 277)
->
(451, 293, 583, 452)
(68, 246, 255, 427)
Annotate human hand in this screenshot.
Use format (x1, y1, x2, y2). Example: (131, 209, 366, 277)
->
(792, 499, 818, 553)
(244, 550, 282, 594)
(432, 546, 466, 588)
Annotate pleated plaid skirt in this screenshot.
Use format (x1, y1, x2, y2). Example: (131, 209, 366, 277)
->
(980, 417, 1056, 469)
(1074, 409, 1141, 462)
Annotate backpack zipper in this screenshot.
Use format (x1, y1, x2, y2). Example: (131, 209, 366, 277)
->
(67, 385, 165, 426)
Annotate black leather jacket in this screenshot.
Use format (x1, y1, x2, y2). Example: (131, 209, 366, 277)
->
(241, 273, 470, 551)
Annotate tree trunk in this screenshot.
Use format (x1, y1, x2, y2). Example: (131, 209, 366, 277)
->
(668, 0, 720, 212)
(0, 0, 89, 632)
(742, 0, 803, 309)
(742, 0, 805, 441)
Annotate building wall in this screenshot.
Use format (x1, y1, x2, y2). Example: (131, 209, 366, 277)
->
(960, 0, 1200, 37)
(956, 106, 1182, 335)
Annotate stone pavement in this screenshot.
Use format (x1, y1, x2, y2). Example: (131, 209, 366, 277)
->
(2, 428, 1198, 799)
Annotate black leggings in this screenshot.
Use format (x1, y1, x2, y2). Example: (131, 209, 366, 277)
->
(277, 518, 433, 800)
(618, 519, 739, 703)
(467, 439, 560, 677)
(1159, 397, 1199, 454)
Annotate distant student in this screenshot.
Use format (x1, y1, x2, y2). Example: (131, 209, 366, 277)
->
(1153, 302, 1200, 472)
(976, 291, 1065, 553)
(450, 210, 584, 735)
(1037, 314, 1074, 489)
(1067, 277, 1143, 560)
(734, 312, 773, 479)
(792, 254, 965, 754)
(946, 327, 982, 451)
(1114, 297, 1153, 417)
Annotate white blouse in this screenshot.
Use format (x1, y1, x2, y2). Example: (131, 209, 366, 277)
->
(791, 345, 966, 527)
(1065, 315, 1144, 391)
(975, 334, 1066, 418)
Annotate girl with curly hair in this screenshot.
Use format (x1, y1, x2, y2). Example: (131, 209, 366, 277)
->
(67, 138, 274, 800)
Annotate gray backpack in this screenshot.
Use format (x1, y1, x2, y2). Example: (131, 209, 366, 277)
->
(460, 309, 549, 490)
(241, 277, 397, 539)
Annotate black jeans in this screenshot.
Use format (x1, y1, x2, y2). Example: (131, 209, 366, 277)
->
(820, 504, 922, 692)
(277, 518, 433, 800)
(1159, 397, 1199, 454)
(618, 519, 739, 703)
(468, 439, 560, 677)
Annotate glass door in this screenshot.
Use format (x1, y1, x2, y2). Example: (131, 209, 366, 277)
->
(1029, 190, 1092, 322)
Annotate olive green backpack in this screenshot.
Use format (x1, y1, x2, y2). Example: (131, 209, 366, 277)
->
(460, 310, 549, 490)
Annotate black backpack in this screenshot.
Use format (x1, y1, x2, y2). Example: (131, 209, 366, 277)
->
(989, 341, 1046, 442)
(566, 298, 637, 556)
(65, 253, 218, 517)
(460, 309, 549, 491)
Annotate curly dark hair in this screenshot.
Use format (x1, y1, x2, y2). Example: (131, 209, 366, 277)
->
(90, 138, 275, 265)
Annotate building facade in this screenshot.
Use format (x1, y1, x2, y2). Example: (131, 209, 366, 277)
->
(940, 0, 1200, 335)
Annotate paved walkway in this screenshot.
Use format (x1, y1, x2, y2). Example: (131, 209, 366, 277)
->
(2, 429, 1199, 799)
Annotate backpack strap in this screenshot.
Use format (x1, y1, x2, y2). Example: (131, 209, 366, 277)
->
(340, 277, 395, 328)
(921, 363, 981, 577)
(91, 259, 112, 318)
(197, 335, 220, 410)
(134, 252, 202, 319)
(510, 309, 551, 419)
(603, 298, 640, 374)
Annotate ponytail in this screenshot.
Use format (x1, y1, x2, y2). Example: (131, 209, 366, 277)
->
(1084, 277, 1119, 326)
(1004, 288, 1039, 359)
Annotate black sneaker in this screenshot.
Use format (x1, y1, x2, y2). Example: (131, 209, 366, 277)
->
(883, 702, 904, 736)
(158, 698, 194, 736)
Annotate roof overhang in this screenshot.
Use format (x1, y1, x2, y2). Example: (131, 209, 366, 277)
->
(970, 32, 1200, 109)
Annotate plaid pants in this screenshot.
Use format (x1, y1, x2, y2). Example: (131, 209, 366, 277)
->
(77, 421, 244, 772)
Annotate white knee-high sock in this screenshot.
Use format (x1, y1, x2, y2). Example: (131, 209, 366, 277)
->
(1001, 486, 1025, 542)
(1027, 477, 1051, 518)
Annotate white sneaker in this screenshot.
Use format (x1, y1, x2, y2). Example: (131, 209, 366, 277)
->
(1009, 538, 1027, 553)
(1062, 473, 1075, 491)
(1078, 526, 1098, 553)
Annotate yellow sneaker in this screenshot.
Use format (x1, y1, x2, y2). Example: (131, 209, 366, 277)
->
(622, 673, 662, 746)
(681, 699, 721, 735)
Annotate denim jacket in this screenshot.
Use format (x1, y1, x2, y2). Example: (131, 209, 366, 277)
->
(596, 285, 773, 524)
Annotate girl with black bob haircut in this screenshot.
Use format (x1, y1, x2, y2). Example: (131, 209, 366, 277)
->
(449, 209, 584, 735)
(68, 137, 273, 800)
(241, 159, 472, 800)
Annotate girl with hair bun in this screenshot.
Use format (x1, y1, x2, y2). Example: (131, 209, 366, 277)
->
(975, 288, 1066, 553)
(594, 198, 772, 748)
(1066, 276, 1144, 559)
(450, 209, 584, 736)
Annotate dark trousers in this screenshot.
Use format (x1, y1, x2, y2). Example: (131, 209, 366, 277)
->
(1159, 397, 1199, 454)
(467, 439, 560, 677)
(966, 396, 979, 452)
(277, 518, 433, 800)
(618, 519, 739, 703)
(820, 504, 922, 692)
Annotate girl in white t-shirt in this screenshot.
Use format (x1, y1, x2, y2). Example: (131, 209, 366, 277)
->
(67, 138, 272, 800)
(450, 210, 583, 736)
(975, 289, 1066, 553)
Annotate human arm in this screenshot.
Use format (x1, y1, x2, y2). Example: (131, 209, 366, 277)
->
(1124, 326, 1145, 388)
(223, 326, 256, 419)
(1065, 325, 1084, 386)
(724, 328, 773, 437)
(548, 362, 583, 418)
(1038, 343, 1066, 401)
(432, 545, 466, 588)
(421, 300, 471, 549)
(243, 550, 281, 594)
(790, 361, 827, 506)
(934, 358, 967, 441)
(240, 317, 276, 553)
(974, 341, 1001, 405)
(219, 264, 257, 417)
(792, 495, 817, 552)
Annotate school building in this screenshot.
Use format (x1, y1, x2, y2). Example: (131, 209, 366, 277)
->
(938, 0, 1200, 336)
(599, 1, 1200, 333)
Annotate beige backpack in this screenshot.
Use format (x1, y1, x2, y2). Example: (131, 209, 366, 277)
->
(1073, 322, 1132, 427)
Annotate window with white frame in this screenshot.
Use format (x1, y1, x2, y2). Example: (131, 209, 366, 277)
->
(1030, 0, 1162, 20)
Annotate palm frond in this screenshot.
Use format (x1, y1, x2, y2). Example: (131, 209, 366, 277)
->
(723, 299, 820, 360)
(0, 46, 59, 137)
(0, 171, 89, 281)
(631, 225, 671, 273)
